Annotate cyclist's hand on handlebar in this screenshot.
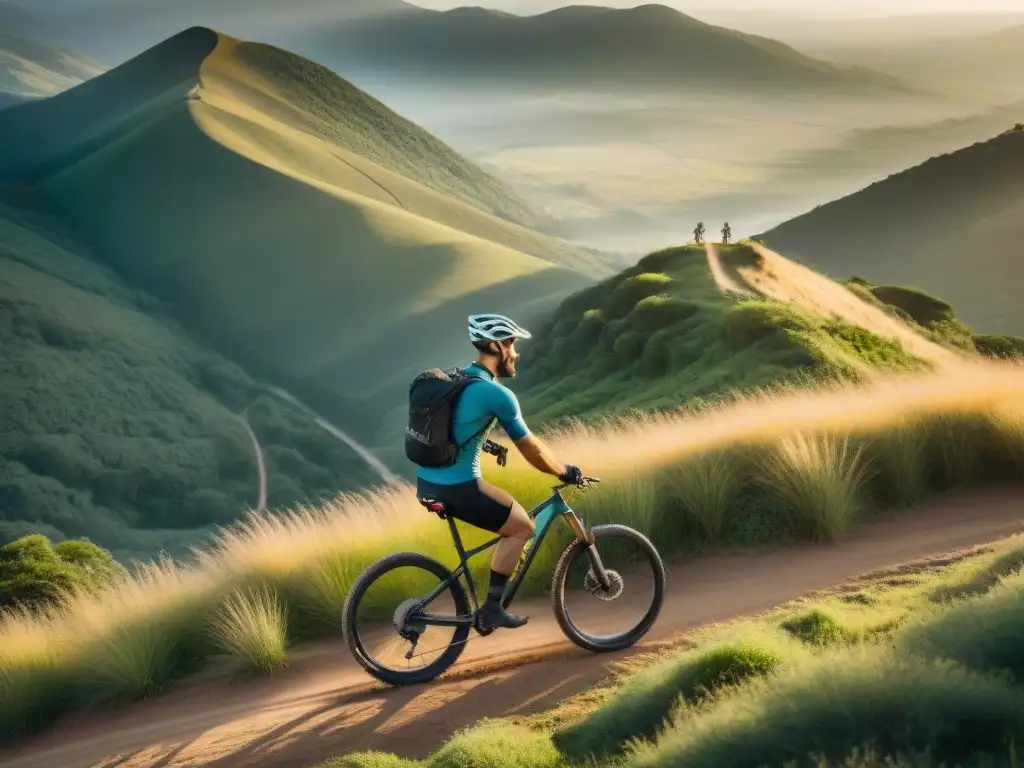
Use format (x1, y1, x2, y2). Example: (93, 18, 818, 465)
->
(558, 464, 585, 486)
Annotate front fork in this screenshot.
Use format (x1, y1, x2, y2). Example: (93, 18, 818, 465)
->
(562, 511, 612, 591)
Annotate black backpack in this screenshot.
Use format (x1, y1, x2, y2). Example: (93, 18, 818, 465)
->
(405, 367, 492, 468)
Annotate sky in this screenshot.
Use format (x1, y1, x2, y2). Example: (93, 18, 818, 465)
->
(410, 0, 1024, 13)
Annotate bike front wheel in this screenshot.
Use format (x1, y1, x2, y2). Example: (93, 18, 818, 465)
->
(551, 524, 666, 653)
(342, 552, 472, 686)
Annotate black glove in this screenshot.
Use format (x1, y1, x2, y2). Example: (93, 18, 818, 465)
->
(559, 464, 584, 485)
(483, 439, 508, 467)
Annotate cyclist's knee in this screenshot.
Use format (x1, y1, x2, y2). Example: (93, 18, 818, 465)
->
(501, 501, 533, 537)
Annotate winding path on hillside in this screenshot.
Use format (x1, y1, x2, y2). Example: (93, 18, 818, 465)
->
(3, 489, 1023, 768)
(264, 385, 403, 488)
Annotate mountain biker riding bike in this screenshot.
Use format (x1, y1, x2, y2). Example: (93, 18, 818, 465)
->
(412, 313, 586, 632)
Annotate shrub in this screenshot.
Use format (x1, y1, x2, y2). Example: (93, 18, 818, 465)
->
(607, 273, 674, 319)
(974, 334, 1024, 360)
(554, 641, 783, 762)
(869, 286, 955, 327)
(780, 609, 855, 647)
(0, 535, 125, 612)
(631, 653, 1024, 768)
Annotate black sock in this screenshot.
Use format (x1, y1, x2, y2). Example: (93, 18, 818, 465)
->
(486, 570, 509, 606)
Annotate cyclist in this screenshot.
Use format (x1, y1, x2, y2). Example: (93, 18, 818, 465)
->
(415, 313, 585, 631)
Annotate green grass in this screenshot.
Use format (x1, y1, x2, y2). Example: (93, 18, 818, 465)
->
(554, 641, 785, 763)
(311, 539, 1024, 768)
(512, 245, 930, 428)
(7, 366, 1024, 741)
(232, 41, 538, 228)
(757, 433, 871, 541)
(0, 196, 379, 561)
(207, 586, 289, 676)
(327, 723, 563, 768)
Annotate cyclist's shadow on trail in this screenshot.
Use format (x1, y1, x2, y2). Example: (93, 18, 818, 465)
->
(195, 650, 621, 767)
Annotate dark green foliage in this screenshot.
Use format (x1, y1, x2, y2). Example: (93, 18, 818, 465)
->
(0, 200, 378, 560)
(868, 285, 955, 328)
(646, 658, 1024, 768)
(513, 247, 927, 428)
(0, 534, 125, 611)
(902, 576, 1024, 684)
(974, 334, 1024, 360)
(554, 643, 782, 762)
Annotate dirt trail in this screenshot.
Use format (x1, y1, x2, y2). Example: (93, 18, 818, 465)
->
(704, 242, 753, 296)
(4, 489, 1023, 768)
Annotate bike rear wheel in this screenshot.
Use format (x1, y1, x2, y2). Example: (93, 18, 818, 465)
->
(551, 524, 666, 653)
(342, 552, 472, 686)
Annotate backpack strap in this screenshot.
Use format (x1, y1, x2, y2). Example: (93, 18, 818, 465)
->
(448, 369, 497, 450)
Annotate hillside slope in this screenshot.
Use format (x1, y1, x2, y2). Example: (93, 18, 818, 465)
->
(511, 242, 968, 427)
(0, 191, 379, 561)
(0, 27, 603, 455)
(757, 127, 1024, 335)
(0, 31, 105, 100)
(304, 4, 916, 95)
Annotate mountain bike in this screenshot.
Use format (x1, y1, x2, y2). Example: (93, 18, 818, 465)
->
(341, 472, 666, 686)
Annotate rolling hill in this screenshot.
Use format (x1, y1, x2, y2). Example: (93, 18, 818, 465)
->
(510, 240, 977, 427)
(0, 190, 380, 561)
(0, 31, 105, 102)
(300, 3, 917, 95)
(757, 126, 1024, 336)
(0, 27, 607, 474)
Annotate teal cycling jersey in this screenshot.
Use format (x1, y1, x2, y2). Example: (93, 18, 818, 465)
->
(416, 362, 531, 485)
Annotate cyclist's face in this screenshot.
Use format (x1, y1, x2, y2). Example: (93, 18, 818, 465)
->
(497, 338, 519, 377)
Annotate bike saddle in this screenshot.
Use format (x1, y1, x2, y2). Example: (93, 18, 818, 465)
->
(417, 496, 448, 519)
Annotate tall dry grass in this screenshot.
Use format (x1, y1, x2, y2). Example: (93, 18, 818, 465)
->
(4, 361, 1024, 737)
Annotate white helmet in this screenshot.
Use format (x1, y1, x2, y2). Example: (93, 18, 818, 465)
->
(468, 313, 532, 343)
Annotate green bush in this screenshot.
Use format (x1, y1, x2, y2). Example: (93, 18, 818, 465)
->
(632, 654, 1024, 768)
(0, 534, 125, 611)
(780, 609, 855, 647)
(554, 642, 782, 762)
(869, 285, 956, 327)
(901, 574, 1024, 684)
(607, 273, 674, 319)
(974, 334, 1024, 360)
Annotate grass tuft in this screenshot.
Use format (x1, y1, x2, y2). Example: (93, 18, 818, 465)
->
(207, 586, 289, 676)
(657, 449, 740, 541)
(757, 433, 872, 541)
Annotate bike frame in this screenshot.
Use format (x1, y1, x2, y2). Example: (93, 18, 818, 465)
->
(413, 485, 610, 628)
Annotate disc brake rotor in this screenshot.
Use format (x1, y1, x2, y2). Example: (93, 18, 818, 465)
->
(584, 569, 624, 601)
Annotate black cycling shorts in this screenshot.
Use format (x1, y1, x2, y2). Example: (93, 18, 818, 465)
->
(416, 477, 515, 533)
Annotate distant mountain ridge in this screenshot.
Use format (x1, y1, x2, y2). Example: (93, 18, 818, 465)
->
(299, 3, 916, 94)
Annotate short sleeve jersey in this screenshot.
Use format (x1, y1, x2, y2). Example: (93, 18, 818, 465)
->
(415, 362, 531, 485)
